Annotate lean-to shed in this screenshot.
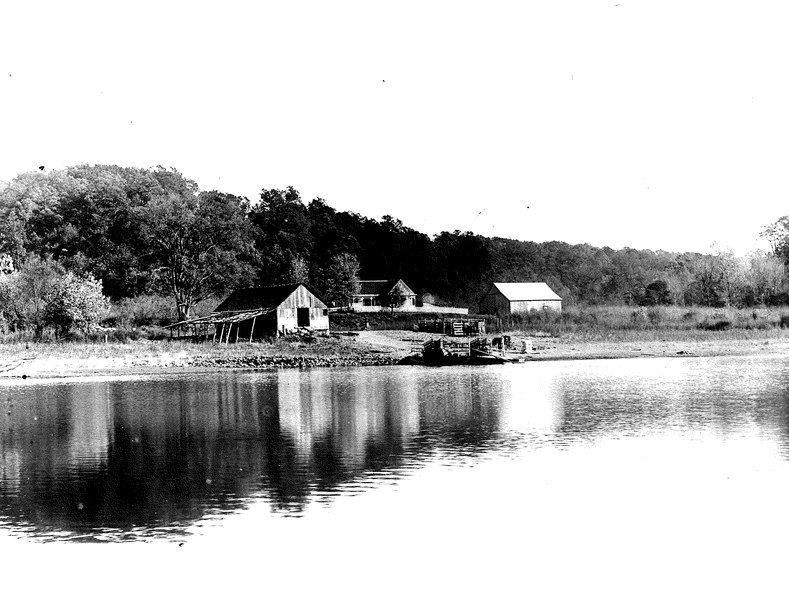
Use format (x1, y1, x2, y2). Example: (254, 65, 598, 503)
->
(168, 284, 330, 342)
(214, 284, 330, 337)
(478, 282, 562, 315)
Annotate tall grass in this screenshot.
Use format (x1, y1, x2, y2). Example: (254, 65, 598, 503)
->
(489, 304, 789, 341)
(0, 333, 370, 362)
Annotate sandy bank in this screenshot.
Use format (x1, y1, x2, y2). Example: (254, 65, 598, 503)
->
(1, 330, 787, 379)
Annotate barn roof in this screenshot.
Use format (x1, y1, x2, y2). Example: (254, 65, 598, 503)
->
(358, 279, 415, 296)
(215, 284, 313, 312)
(490, 282, 562, 302)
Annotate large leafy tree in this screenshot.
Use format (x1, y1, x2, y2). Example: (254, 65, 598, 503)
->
(137, 185, 254, 321)
(0, 257, 66, 338)
(0, 165, 165, 298)
(249, 187, 313, 284)
(324, 253, 361, 307)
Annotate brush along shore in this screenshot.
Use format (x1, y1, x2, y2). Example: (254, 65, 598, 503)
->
(2, 327, 789, 379)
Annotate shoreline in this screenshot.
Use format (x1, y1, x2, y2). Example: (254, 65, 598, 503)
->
(1, 330, 787, 379)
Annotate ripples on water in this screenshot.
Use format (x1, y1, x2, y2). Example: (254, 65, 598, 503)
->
(2, 355, 789, 543)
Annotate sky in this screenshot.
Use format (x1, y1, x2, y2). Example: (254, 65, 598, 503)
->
(1, 0, 788, 256)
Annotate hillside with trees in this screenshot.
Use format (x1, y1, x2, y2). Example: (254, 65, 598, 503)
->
(0, 164, 788, 338)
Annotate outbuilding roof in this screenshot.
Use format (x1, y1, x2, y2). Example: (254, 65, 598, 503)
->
(216, 283, 328, 312)
(214, 284, 304, 311)
(489, 282, 562, 302)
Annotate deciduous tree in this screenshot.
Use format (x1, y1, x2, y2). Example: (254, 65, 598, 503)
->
(324, 253, 361, 307)
(138, 185, 254, 321)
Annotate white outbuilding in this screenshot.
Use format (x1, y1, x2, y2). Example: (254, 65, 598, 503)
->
(478, 282, 562, 315)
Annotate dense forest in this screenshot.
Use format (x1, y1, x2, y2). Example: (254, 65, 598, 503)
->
(1, 164, 789, 337)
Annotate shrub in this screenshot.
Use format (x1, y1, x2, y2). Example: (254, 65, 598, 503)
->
(698, 319, 731, 331)
(641, 280, 672, 306)
(647, 306, 664, 326)
(631, 306, 649, 328)
(46, 272, 111, 337)
(110, 295, 176, 328)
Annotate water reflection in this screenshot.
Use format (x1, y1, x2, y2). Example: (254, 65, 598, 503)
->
(0, 367, 505, 539)
(2, 355, 789, 541)
(550, 357, 789, 451)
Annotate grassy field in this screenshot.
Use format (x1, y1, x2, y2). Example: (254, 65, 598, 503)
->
(0, 334, 381, 360)
(331, 304, 789, 343)
(489, 304, 789, 341)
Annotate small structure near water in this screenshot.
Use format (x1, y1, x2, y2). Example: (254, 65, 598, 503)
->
(417, 317, 486, 337)
(403, 337, 519, 366)
(168, 284, 329, 342)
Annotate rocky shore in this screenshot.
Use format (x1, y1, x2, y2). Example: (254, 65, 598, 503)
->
(2, 329, 789, 379)
(188, 353, 401, 369)
(0, 332, 413, 378)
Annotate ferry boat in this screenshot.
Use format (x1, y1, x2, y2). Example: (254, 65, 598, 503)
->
(400, 337, 523, 366)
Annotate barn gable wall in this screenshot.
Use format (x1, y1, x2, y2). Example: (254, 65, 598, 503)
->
(510, 300, 563, 314)
(479, 288, 509, 314)
(275, 285, 329, 334)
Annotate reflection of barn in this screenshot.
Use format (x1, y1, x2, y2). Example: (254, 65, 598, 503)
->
(479, 282, 562, 316)
(170, 284, 330, 342)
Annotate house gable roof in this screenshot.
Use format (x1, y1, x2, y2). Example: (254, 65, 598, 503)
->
(357, 279, 415, 297)
(490, 282, 562, 302)
(215, 284, 322, 312)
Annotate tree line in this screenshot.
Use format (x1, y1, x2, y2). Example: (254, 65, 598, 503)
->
(1, 164, 789, 337)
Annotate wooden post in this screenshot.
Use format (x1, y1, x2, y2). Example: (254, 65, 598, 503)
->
(249, 316, 256, 343)
(225, 323, 232, 344)
(235, 323, 240, 344)
(213, 324, 218, 343)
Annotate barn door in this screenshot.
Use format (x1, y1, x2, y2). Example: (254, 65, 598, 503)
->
(297, 307, 310, 327)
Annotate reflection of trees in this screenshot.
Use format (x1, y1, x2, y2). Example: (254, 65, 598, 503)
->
(0, 368, 504, 537)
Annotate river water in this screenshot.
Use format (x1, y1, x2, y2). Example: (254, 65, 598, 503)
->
(2, 356, 789, 596)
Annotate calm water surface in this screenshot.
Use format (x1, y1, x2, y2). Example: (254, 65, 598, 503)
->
(2, 356, 789, 593)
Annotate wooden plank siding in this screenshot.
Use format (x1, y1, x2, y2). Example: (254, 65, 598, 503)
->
(509, 299, 563, 314)
(479, 288, 511, 315)
(274, 285, 329, 334)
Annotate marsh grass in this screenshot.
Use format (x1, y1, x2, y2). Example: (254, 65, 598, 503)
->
(0, 332, 368, 362)
(491, 304, 789, 341)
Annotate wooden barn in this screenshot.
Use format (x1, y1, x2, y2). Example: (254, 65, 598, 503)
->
(169, 284, 329, 342)
(350, 279, 417, 311)
(478, 282, 562, 316)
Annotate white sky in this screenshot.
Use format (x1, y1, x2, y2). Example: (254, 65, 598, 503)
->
(1, 0, 788, 256)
